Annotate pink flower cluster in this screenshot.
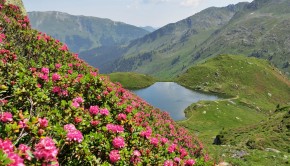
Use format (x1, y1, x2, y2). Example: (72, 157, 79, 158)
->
(33, 137, 58, 164)
(0, 112, 13, 122)
(59, 44, 68, 51)
(64, 124, 83, 143)
(109, 150, 120, 163)
(19, 144, 32, 160)
(112, 137, 125, 149)
(52, 73, 61, 82)
(0, 33, 6, 43)
(140, 126, 152, 139)
(117, 113, 126, 121)
(0, 138, 24, 166)
(72, 97, 84, 108)
(89, 105, 99, 115)
(38, 117, 48, 128)
(106, 124, 124, 133)
(99, 108, 109, 116)
(38, 67, 50, 82)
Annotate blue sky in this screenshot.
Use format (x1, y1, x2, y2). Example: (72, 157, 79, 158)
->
(22, 0, 252, 27)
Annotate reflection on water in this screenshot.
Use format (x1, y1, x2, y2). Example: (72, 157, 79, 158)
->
(133, 82, 219, 121)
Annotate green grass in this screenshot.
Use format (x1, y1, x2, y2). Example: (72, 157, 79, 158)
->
(108, 72, 156, 89)
(176, 54, 290, 111)
(176, 54, 290, 165)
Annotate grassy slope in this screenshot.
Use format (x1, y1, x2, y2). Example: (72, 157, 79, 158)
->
(176, 54, 290, 165)
(108, 72, 156, 89)
(177, 54, 290, 111)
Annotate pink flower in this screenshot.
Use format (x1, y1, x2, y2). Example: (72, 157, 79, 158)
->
(150, 137, 159, 146)
(64, 124, 76, 132)
(140, 127, 152, 139)
(161, 137, 169, 144)
(30, 67, 36, 72)
(59, 44, 68, 51)
(72, 97, 84, 108)
(112, 137, 125, 149)
(52, 86, 61, 93)
(164, 160, 174, 166)
(179, 148, 188, 158)
(0, 139, 14, 153)
(109, 150, 120, 163)
(106, 124, 124, 133)
(61, 90, 68, 96)
(52, 73, 61, 82)
(125, 106, 133, 113)
(33, 137, 58, 162)
(18, 119, 28, 128)
(100, 108, 109, 116)
(89, 105, 99, 115)
(66, 130, 83, 143)
(68, 70, 73, 74)
(38, 118, 48, 128)
(73, 97, 84, 104)
(0, 33, 6, 43)
(38, 73, 49, 81)
(168, 143, 177, 153)
(90, 71, 97, 77)
(0, 112, 13, 122)
(74, 117, 82, 124)
(117, 113, 126, 121)
(185, 159, 195, 166)
(133, 150, 141, 157)
(6, 152, 24, 166)
(72, 102, 80, 108)
(41, 67, 49, 74)
(19, 144, 32, 160)
(55, 63, 61, 69)
(174, 157, 181, 163)
(90, 120, 99, 126)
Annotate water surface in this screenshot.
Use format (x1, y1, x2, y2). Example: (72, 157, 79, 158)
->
(133, 82, 219, 120)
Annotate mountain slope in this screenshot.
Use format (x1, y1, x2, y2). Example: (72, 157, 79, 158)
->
(190, 0, 290, 77)
(28, 11, 149, 53)
(105, 3, 248, 78)
(0, 1, 209, 165)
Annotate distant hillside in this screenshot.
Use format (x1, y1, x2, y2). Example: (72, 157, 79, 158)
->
(103, 0, 290, 79)
(192, 0, 290, 77)
(28, 11, 149, 53)
(140, 26, 157, 32)
(104, 3, 248, 78)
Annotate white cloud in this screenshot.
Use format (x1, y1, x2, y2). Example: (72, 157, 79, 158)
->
(180, 0, 201, 7)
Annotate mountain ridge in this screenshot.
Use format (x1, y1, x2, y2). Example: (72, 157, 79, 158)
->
(28, 11, 149, 53)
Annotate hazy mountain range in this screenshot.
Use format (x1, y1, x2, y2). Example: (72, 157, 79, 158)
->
(28, 11, 150, 53)
(28, 0, 290, 79)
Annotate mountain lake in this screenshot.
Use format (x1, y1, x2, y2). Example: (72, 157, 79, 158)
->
(133, 82, 220, 121)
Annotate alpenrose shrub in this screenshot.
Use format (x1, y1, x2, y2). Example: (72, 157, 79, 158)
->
(0, 0, 212, 165)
